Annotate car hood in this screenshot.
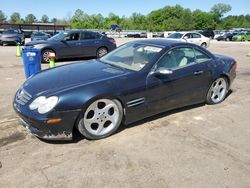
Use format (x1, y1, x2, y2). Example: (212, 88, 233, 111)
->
(23, 60, 131, 96)
(25, 40, 54, 46)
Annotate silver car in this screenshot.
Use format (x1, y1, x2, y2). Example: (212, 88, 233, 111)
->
(0, 29, 25, 46)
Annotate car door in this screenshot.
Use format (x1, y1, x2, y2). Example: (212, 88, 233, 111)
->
(58, 32, 82, 58)
(190, 33, 203, 45)
(79, 31, 101, 57)
(146, 47, 212, 114)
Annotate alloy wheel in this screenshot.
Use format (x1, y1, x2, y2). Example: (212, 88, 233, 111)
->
(97, 47, 108, 58)
(207, 77, 228, 104)
(78, 99, 123, 139)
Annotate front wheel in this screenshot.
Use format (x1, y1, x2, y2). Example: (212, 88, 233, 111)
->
(41, 49, 55, 63)
(96, 47, 108, 58)
(77, 99, 123, 140)
(206, 77, 228, 104)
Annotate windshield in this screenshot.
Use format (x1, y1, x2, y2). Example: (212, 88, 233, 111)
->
(48, 32, 67, 41)
(3, 29, 19, 34)
(167, 33, 184, 39)
(33, 32, 45, 36)
(100, 43, 163, 71)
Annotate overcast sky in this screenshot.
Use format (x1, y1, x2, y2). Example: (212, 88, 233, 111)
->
(1, 0, 249, 19)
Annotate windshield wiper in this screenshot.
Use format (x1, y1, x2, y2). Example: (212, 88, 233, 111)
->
(99, 60, 128, 71)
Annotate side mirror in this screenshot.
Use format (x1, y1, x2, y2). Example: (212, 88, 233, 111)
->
(60, 39, 67, 43)
(152, 67, 173, 78)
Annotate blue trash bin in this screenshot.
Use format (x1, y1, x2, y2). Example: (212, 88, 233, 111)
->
(22, 48, 41, 78)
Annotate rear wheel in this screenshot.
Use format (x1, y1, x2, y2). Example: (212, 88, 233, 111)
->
(96, 47, 108, 58)
(206, 77, 228, 104)
(77, 99, 123, 140)
(41, 49, 55, 63)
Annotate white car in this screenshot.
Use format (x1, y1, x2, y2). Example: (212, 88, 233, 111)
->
(167, 32, 210, 48)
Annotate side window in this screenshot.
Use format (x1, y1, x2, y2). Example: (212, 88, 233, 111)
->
(194, 49, 211, 63)
(81, 32, 97, 40)
(64, 33, 80, 41)
(192, 33, 201, 38)
(157, 47, 195, 69)
(184, 33, 192, 39)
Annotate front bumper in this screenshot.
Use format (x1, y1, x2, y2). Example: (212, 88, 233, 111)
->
(13, 102, 81, 140)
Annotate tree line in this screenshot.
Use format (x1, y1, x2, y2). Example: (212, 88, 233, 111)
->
(0, 3, 250, 31)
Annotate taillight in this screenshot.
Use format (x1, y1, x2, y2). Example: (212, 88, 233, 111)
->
(232, 62, 237, 72)
(109, 38, 116, 45)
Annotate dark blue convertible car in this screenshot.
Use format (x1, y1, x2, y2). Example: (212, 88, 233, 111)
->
(13, 39, 237, 140)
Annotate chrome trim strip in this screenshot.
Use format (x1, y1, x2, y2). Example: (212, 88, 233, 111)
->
(127, 97, 145, 107)
(127, 97, 145, 105)
(127, 101, 145, 107)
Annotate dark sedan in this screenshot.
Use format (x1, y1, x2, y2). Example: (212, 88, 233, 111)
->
(216, 32, 235, 41)
(13, 39, 237, 140)
(0, 29, 25, 45)
(24, 30, 117, 63)
(31, 31, 51, 41)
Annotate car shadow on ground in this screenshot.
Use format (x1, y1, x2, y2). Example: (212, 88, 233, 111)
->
(40, 90, 233, 145)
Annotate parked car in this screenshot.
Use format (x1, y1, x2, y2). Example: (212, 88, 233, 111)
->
(216, 32, 235, 41)
(24, 30, 117, 63)
(167, 32, 210, 48)
(126, 32, 147, 38)
(13, 39, 237, 140)
(0, 29, 25, 45)
(31, 31, 51, 41)
(232, 31, 250, 41)
(197, 30, 215, 39)
(22, 30, 33, 38)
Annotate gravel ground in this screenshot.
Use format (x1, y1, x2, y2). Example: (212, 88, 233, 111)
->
(0, 39, 250, 188)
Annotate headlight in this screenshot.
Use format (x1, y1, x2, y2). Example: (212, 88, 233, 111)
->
(29, 96, 58, 114)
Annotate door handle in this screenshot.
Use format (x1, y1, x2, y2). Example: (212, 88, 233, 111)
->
(95, 41, 100, 44)
(76, 42, 81, 46)
(194, 71, 204, 75)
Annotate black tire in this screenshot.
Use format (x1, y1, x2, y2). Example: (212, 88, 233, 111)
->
(96, 47, 108, 58)
(41, 49, 55, 63)
(201, 42, 207, 48)
(206, 77, 228, 105)
(77, 99, 123, 140)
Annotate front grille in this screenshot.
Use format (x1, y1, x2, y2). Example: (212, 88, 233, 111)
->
(15, 88, 32, 105)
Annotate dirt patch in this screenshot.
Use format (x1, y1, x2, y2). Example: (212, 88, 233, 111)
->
(0, 132, 26, 147)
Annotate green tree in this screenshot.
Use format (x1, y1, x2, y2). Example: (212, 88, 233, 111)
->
(51, 18, 57, 23)
(130, 13, 147, 30)
(148, 5, 193, 31)
(0, 10, 7, 22)
(71, 9, 89, 28)
(41, 14, 49, 23)
(210, 3, 232, 21)
(9, 12, 22, 23)
(192, 10, 216, 30)
(103, 13, 121, 29)
(25, 14, 37, 23)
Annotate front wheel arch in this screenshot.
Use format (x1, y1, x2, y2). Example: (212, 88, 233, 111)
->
(74, 96, 125, 139)
(201, 42, 207, 48)
(76, 97, 124, 140)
